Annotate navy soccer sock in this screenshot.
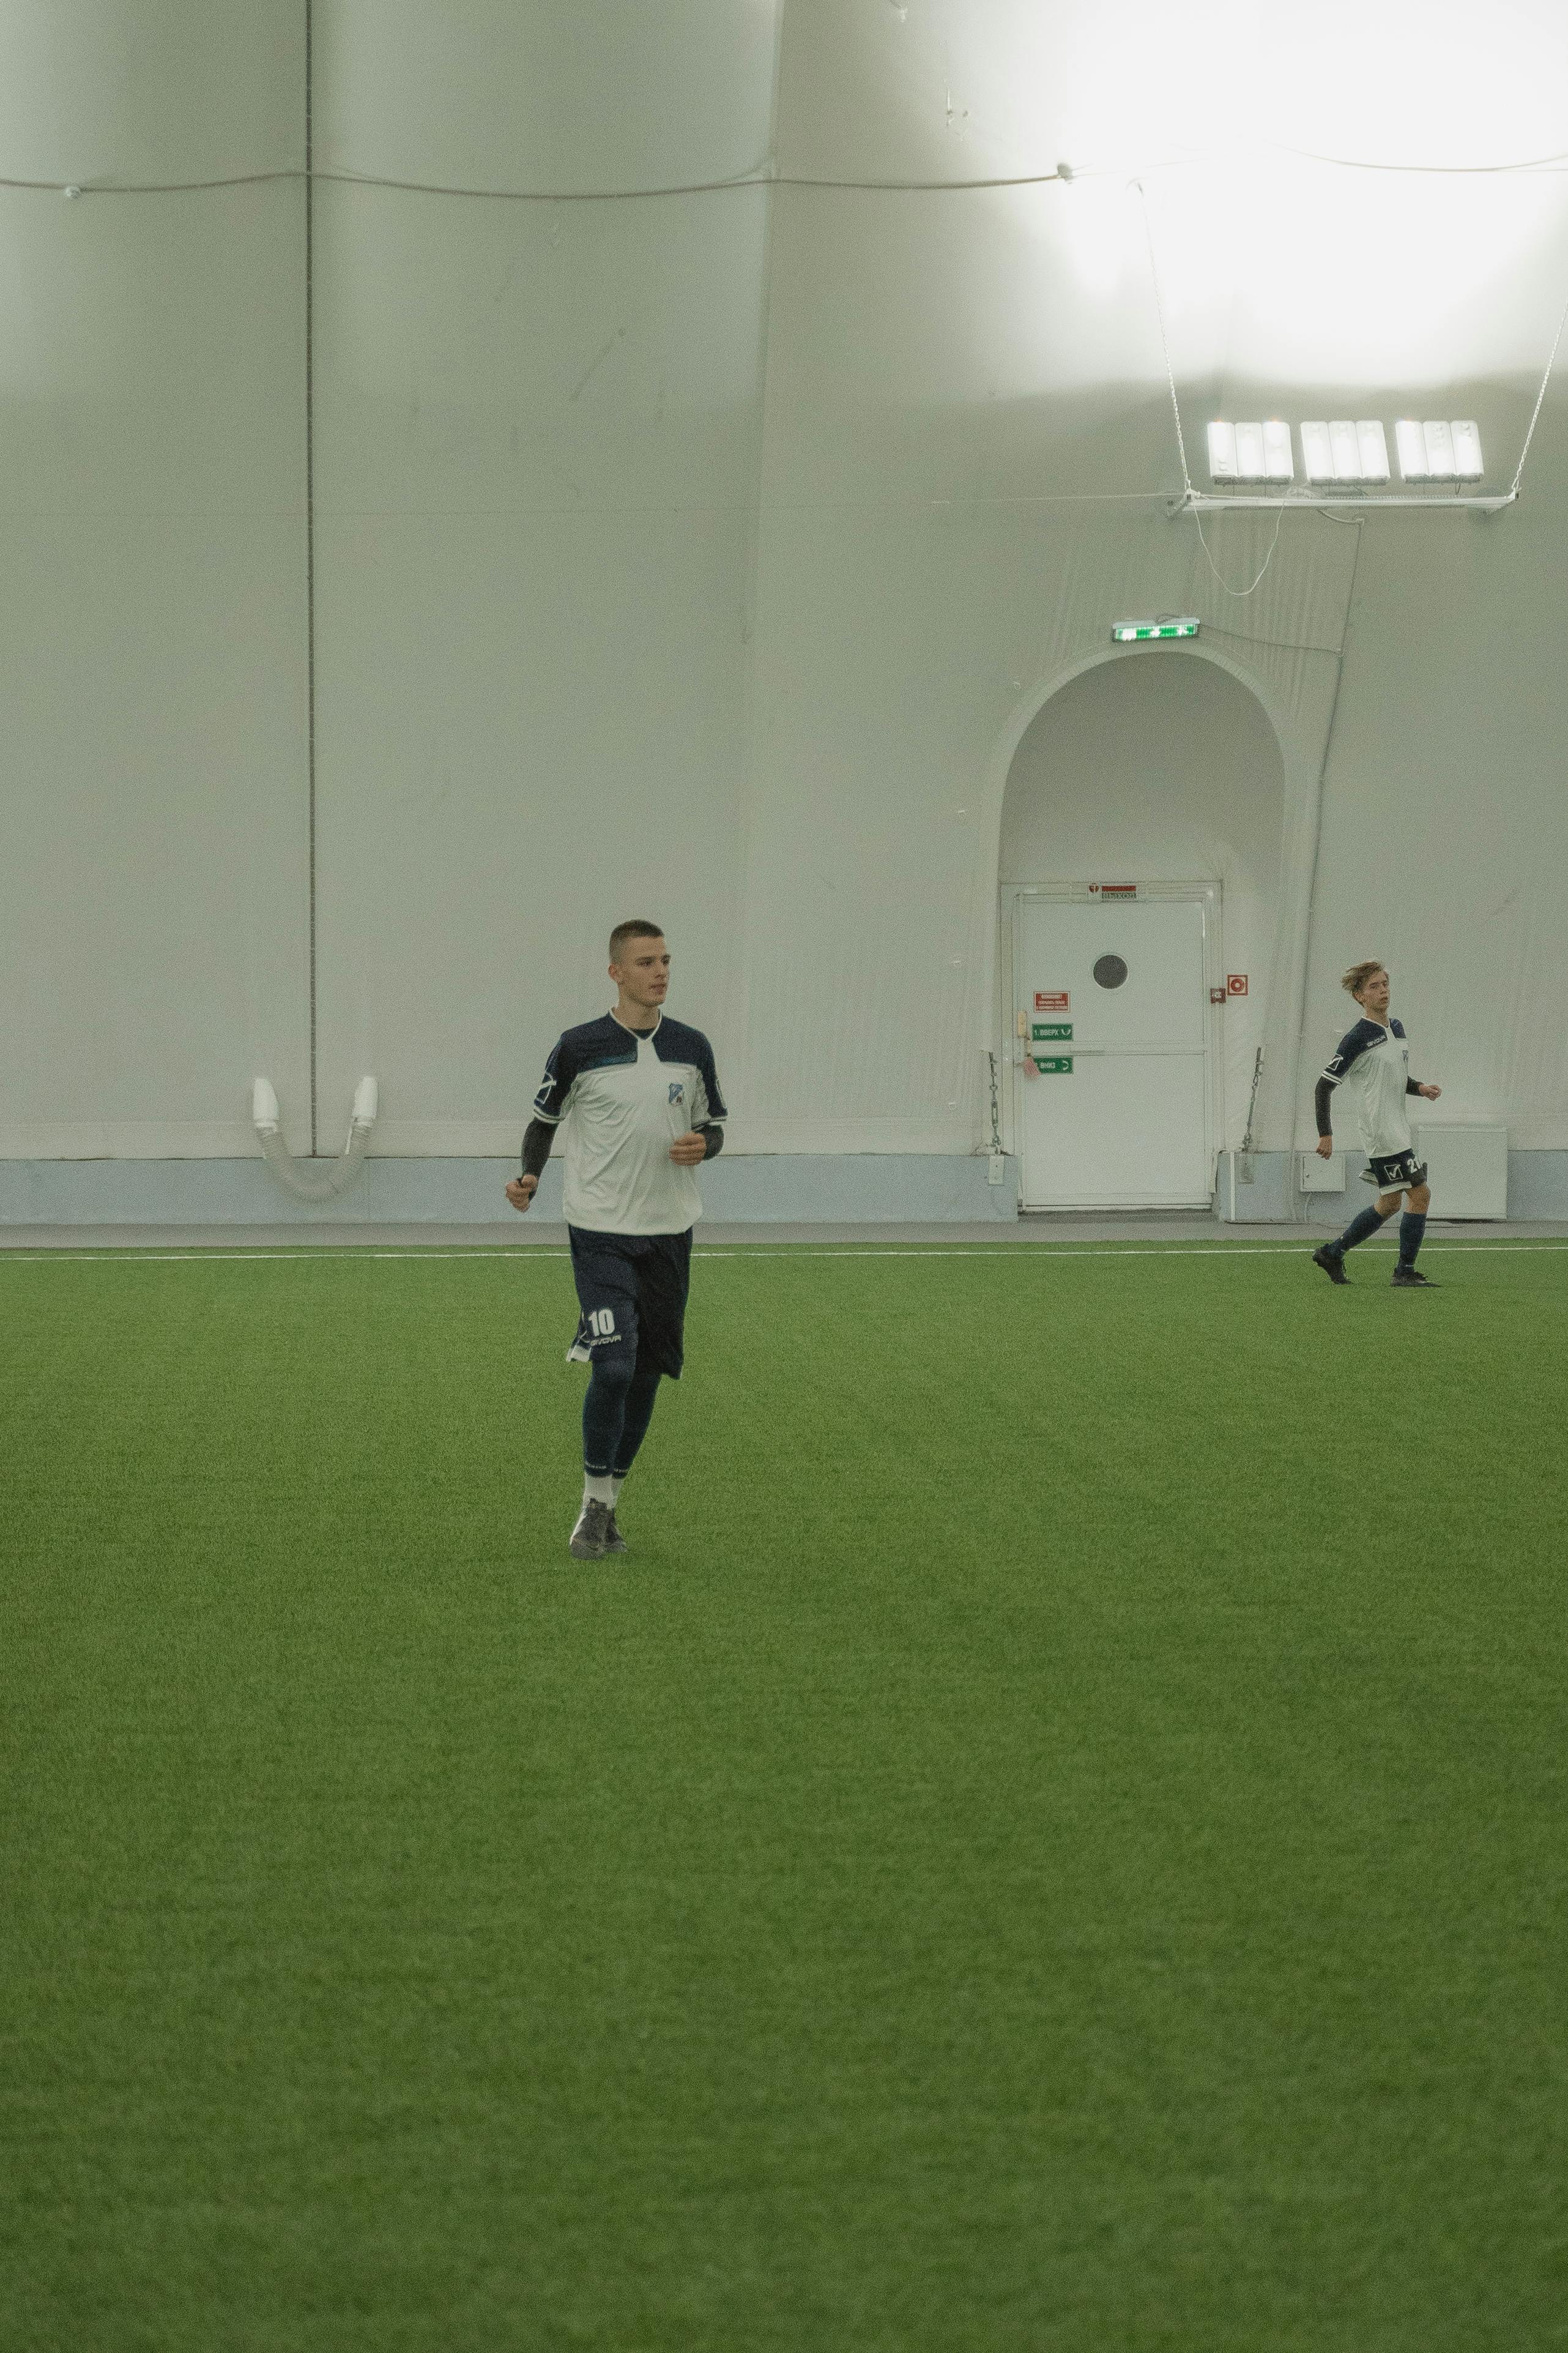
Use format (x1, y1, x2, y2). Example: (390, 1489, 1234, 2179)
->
(582, 1351, 635, 1480)
(1398, 1211, 1427, 1267)
(612, 1367, 663, 1480)
(1331, 1203, 1391, 1258)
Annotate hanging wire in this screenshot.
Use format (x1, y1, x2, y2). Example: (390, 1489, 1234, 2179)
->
(13, 142, 1568, 204)
(4, 162, 1080, 202)
(1510, 278, 1568, 496)
(1192, 502, 1288, 598)
(1137, 177, 1290, 597)
(1262, 141, 1568, 177)
(1134, 178, 1195, 502)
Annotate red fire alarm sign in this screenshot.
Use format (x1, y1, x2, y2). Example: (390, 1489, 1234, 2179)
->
(1227, 974, 1249, 996)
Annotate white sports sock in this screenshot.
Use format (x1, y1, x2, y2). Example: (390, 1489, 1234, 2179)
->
(611, 1474, 625, 1502)
(582, 1473, 616, 1507)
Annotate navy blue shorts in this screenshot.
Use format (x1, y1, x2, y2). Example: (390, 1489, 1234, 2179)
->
(1363, 1149, 1428, 1192)
(567, 1225, 693, 1379)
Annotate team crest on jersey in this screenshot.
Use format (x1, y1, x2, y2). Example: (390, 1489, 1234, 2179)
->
(669, 1081, 684, 1104)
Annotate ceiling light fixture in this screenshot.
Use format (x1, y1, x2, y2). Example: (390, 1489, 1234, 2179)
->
(1207, 420, 1292, 482)
(1394, 419, 1484, 482)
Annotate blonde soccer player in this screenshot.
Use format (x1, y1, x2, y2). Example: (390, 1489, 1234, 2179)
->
(1310, 958, 1442, 1288)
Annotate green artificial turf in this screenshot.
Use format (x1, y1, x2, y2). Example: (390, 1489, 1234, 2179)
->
(2, 1239, 1566, 2353)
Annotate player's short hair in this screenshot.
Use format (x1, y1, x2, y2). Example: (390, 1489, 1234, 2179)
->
(1342, 958, 1387, 999)
(609, 919, 665, 966)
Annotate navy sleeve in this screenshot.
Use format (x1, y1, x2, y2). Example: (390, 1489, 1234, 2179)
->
(520, 1119, 555, 1177)
(696, 1037, 728, 1124)
(1314, 1076, 1334, 1137)
(1320, 1023, 1372, 1087)
(532, 1033, 578, 1124)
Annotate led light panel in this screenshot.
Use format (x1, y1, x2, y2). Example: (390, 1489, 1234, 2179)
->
(1300, 421, 1334, 482)
(1451, 419, 1484, 479)
(1395, 419, 1482, 482)
(1233, 421, 1266, 479)
(1356, 420, 1391, 482)
(1206, 422, 1238, 480)
(1423, 420, 1457, 480)
(1395, 419, 1428, 479)
(1210, 417, 1482, 491)
(1262, 419, 1294, 480)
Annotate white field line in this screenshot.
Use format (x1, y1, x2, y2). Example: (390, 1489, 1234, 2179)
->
(2, 1244, 1567, 1267)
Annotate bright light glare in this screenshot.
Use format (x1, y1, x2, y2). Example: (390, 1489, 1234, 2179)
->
(1329, 420, 1361, 481)
(1206, 421, 1238, 480)
(1023, 6, 1568, 397)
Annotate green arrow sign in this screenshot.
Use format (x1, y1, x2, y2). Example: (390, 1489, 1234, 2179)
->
(1032, 1022, 1072, 1042)
(1033, 1055, 1074, 1075)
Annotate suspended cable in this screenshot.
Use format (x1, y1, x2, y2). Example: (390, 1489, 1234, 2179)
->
(1261, 141, 1568, 176)
(1137, 177, 1295, 594)
(1, 163, 1076, 202)
(1134, 181, 1194, 502)
(10, 140, 1568, 205)
(1509, 277, 1568, 496)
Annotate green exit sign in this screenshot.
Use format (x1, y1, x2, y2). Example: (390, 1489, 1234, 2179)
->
(1033, 1055, 1074, 1075)
(1032, 1021, 1072, 1042)
(1111, 617, 1200, 643)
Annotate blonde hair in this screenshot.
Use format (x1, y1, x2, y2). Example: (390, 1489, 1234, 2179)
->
(1342, 958, 1387, 1000)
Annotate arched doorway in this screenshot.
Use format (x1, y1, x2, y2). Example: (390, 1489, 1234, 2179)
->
(998, 649, 1285, 1209)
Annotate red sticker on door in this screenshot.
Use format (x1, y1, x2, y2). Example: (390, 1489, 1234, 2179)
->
(1034, 991, 1069, 1012)
(1227, 974, 1249, 996)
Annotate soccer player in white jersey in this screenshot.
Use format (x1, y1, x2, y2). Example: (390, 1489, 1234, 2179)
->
(505, 921, 727, 1559)
(1311, 959, 1443, 1287)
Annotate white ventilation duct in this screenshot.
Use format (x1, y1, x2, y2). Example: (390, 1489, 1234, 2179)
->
(252, 1078, 378, 1201)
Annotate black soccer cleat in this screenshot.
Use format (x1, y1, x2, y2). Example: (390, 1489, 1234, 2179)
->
(1391, 1264, 1434, 1287)
(1312, 1245, 1350, 1285)
(603, 1508, 628, 1555)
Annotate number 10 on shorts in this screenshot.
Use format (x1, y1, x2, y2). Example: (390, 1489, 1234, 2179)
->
(587, 1307, 617, 1338)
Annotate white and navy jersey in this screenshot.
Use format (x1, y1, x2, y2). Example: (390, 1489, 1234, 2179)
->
(532, 1012, 727, 1236)
(1320, 1017, 1415, 1160)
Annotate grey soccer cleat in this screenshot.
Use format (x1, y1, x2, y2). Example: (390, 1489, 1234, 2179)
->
(603, 1508, 628, 1554)
(1312, 1245, 1350, 1285)
(1391, 1264, 1434, 1287)
(569, 1497, 614, 1559)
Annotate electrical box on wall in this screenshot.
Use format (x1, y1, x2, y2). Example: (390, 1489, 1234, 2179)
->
(1299, 1151, 1345, 1191)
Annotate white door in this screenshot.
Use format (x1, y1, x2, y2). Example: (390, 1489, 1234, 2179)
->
(1015, 896, 1213, 1209)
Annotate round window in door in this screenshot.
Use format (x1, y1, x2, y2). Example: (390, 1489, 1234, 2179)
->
(1093, 953, 1128, 990)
